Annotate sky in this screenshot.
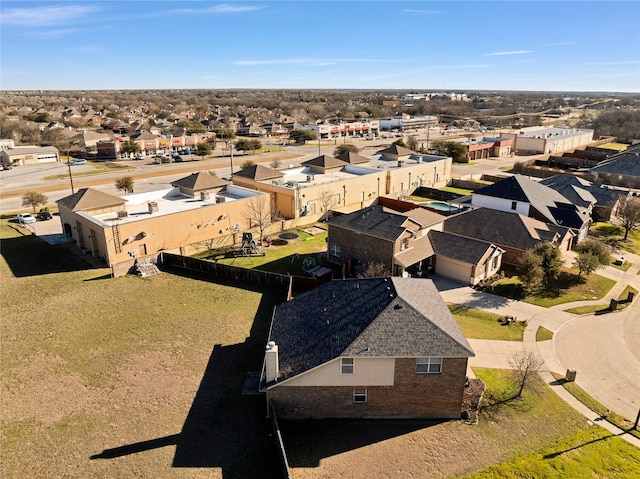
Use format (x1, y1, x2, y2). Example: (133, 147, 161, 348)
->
(1, 1, 639, 92)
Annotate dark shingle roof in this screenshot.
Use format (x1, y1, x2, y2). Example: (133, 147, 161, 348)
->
(232, 164, 284, 181)
(328, 205, 411, 241)
(402, 208, 446, 228)
(442, 208, 573, 251)
(170, 171, 230, 190)
(428, 230, 500, 264)
(473, 174, 587, 228)
(376, 144, 415, 157)
(539, 174, 596, 208)
(590, 151, 640, 177)
(56, 188, 124, 212)
(269, 277, 474, 383)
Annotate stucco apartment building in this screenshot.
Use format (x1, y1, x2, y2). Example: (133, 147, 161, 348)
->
(56, 172, 269, 275)
(232, 150, 452, 219)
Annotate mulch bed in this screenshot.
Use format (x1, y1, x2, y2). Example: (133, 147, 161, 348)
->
(462, 378, 486, 424)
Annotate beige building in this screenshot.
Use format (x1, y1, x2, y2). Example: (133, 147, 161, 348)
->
(56, 172, 270, 275)
(232, 151, 452, 220)
(0, 146, 59, 166)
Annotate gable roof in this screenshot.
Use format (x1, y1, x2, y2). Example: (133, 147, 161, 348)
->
(473, 174, 588, 228)
(301, 154, 347, 169)
(268, 277, 474, 384)
(539, 174, 597, 208)
(402, 208, 446, 228)
(442, 207, 573, 251)
(376, 144, 415, 157)
(428, 230, 501, 265)
(590, 150, 640, 177)
(56, 188, 125, 212)
(171, 171, 229, 190)
(232, 164, 284, 181)
(336, 151, 370, 165)
(328, 205, 414, 241)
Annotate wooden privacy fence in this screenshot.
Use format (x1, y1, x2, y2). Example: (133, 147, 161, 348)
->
(160, 252, 334, 295)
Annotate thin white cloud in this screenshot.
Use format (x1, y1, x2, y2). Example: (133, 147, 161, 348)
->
(481, 50, 533, 56)
(170, 4, 262, 15)
(1, 5, 101, 26)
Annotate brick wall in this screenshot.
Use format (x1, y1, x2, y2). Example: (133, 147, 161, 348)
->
(328, 225, 395, 270)
(268, 357, 468, 419)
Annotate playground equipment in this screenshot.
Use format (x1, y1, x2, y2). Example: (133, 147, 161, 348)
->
(240, 232, 265, 257)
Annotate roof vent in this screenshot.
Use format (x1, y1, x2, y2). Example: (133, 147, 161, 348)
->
(394, 304, 402, 310)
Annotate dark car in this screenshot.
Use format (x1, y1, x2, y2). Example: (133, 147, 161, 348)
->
(174, 156, 183, 162)
(37, 210, 53, 221)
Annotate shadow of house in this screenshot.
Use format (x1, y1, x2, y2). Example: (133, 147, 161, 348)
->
(91, 282, 286, 478)
(1, 228, 97, 277)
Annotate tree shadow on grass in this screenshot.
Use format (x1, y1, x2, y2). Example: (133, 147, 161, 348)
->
(1, 230, 98, 277)
(91, 280, 286, 478)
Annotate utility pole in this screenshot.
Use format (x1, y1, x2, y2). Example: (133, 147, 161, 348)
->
(67, 147, 75, 194)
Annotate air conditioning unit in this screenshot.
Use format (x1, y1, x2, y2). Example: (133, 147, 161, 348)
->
(216, 196, 225, 203)
(272, 180, 283, 186)
(148, 202, 158, 213)
(117, 210, 128, 218)
(200, 191, 211, 201)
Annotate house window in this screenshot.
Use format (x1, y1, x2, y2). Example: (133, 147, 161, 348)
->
(341, 357, 354, 375)
(353, 389, 367, 404)
(492, 256, 499, 270)
(511, 201, 517, 210)
(330, 244, 341, 257)
(401, 238, 409, 250)
(416, 357, 442, 374)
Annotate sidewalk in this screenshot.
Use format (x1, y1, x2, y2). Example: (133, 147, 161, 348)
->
(432, 274, 640, 449)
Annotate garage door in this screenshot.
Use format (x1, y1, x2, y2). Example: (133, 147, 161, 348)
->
(436, 258, 472, 284)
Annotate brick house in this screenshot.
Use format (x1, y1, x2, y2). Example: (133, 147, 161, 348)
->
(262, 277, 474, 419)
(327, 205, 503, 285)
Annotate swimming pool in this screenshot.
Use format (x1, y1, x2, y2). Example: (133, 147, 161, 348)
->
(421, 201, 462, 213)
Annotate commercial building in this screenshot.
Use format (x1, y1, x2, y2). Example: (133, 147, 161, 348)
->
(500, 126, 594, 155)
(0, 146, 59, 166)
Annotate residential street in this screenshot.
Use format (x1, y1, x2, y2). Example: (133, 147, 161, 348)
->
(434, 255, 640, 447)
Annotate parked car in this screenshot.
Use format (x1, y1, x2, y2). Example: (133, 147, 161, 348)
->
(174, 156, 183, 162)
(17, 213, 36, 224)
(69, 159, 87, 166)
(0, 163, 11, 170)
(37, 210, 53, 221)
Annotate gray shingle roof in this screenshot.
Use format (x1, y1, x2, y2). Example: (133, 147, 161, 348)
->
(428, 230, 500, 264)
(590, 150, 640, 177)
(473, 174, 588, 229)
(442, 207, 573, 251)
(328, 205, 411, 241)
(269, 277, 474, 384)
(376, 144, 415, 157)
(336, 151, 370, 164)
(539, 174, 597, 208)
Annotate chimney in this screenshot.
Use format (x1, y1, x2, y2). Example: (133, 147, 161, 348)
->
(265, 341, 279, 383)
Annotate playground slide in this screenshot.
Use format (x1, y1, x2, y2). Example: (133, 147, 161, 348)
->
(251, 240, 266, 256)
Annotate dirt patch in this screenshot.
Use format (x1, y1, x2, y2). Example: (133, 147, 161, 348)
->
(299, 226, 326, 236)
(462, 378, 486, 424)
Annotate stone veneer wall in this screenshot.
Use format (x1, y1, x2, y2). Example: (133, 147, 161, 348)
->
(267, 357, 468, 419)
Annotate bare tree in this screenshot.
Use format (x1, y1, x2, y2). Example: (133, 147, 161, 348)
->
(270, 158, 282, 169)
(318, 188, 340, 221)
(357, 262, 391, 278)
(615, 196, 640, 241)
(509, 351, 543, 399)
(244, 197, 271, 244)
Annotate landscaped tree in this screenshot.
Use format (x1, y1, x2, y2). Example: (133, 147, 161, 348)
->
(518, 249, 544, 292)
(240, 160, 255, 169)
(290, 129, 316, 144)
(244, 197, 271, 244)
(392, 138, 406, 148)
(431, 140, 467, 161)
(615, 196, 640, 241)
(534, 242, 563, 287)
(333, 143, 359, 157)
(406, 135, 419, 152)
(235, 138, 261, 154)
(22, 191, 48, 213)
(114, 176, 134, 194)
(195, 142, 212, 156)
(573, 252, 601, 278)
(120, 140, 141, 157)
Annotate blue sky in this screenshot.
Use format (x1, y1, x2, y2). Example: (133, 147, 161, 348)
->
(2, 1, 639, 92)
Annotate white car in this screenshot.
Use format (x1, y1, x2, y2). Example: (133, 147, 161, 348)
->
(17, 213, 36, 224)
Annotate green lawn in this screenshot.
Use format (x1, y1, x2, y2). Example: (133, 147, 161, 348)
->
(194, 227, 328, 275)
(486, 271, 615, 308)
(564, 304, 610, 314)
(610, 259, 633, 272)
(448, 304, 525, 341)
(535, 326, 554, 341)
(43, 160, 133, 180)
(439, 186, 474, 195)
(550, 373, 640, 440)
(590, 222, 640, 255)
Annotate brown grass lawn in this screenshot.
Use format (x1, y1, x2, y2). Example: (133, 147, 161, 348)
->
(1, 222, 284, 478)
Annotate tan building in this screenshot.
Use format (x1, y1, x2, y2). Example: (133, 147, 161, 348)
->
(232, 152, 452, 220)
(56, 172, 270, 275)
(0, 146, 59, 166)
